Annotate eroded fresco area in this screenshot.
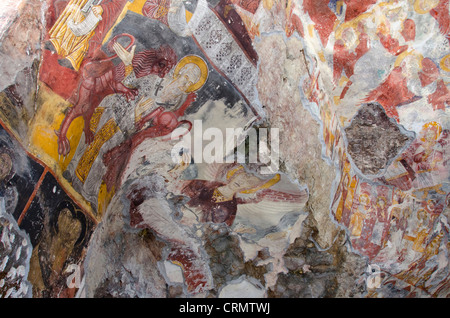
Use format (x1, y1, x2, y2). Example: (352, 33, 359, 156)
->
(284, 0, 450, 297)
(0, 0, 448, 298)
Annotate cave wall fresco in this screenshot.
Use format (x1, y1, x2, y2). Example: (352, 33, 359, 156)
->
(283, 0, 450, 297)
(0, 0, 448, 298)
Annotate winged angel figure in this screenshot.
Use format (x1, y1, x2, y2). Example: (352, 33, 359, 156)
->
(87, 135, 309, 295)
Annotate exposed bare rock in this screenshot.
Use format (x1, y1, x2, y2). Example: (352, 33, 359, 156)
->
(344, 103, 413, 177)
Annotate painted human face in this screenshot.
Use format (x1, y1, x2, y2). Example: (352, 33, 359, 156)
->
(377, 198, 386, 209)
(226, 170, 265, 194)
(342, 27, 357, 49)
(342, 174, 349, 191)
(57, 208, 82, 247)
(359, 194, 370, 208)
(161, 63, 201, 101)
(391, 208, 401, 220)
(424, 128, 438, 142)
(401, 55, 420, 78)
(403, 207, 412, 218)
(153, 58, 175, 79)
(415, 0, 439, 12)
(0, 152, 12, 181)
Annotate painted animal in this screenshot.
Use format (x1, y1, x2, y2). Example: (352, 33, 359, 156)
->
(56, 33, 178, 156)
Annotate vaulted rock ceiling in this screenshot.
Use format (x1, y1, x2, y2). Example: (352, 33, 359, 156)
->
(0, 0, 449, 298)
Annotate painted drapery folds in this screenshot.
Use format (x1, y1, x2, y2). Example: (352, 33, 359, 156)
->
(0, 0, 449, 298)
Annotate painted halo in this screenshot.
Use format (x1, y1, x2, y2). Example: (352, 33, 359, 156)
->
(173, 55, 209, 93)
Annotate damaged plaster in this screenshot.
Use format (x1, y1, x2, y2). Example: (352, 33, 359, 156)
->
(0, 0, 449, 299)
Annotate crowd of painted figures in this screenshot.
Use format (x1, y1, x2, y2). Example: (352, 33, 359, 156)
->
(0, 0, 448, 297)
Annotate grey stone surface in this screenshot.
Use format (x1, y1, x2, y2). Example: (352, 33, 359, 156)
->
(344, 102, 413, 176)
